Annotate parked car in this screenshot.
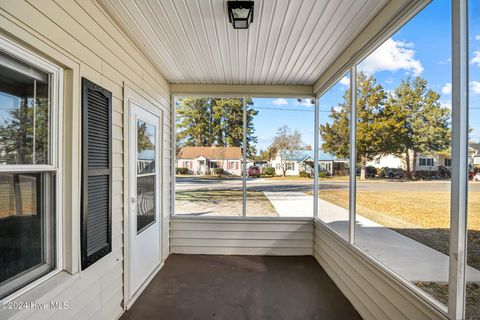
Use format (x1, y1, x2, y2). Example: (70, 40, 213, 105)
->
(474, 172, 480, 182)
(248, 166, 261, 177)
(469, 171, 477, 180)
(380, 167, 404, 179)
(356, 166, 377, 178)
(437, 165, 451, 178)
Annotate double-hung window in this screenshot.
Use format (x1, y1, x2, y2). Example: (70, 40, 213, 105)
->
(0, 40, 62, 300)
(419, 158, 434, 166)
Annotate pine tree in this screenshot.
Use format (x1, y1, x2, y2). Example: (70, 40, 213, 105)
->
(386, 77, 450, 177)
(320, 72, 396, 179)
(176, 97, 258, 157)
(319, 73, 451, 179)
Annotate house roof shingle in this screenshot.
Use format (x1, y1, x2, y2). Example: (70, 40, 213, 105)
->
(178, 146, 242, 160)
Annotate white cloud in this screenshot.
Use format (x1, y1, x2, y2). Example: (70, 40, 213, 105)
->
(438, 57, 451, 65)
(471, 81, 480, 95)
(441, 83, 452, 95)
(333, 105, 342, 112)
(439, 99, 452, 110)
(339, 76, 350, 87)
(385, 89, 396, 97)
(272, 98, 288, 105)
(295, 99, 314, 106)
(358, 38, 423, 76)
(471, 51, 480, 67)
(475, 35, 480, 41)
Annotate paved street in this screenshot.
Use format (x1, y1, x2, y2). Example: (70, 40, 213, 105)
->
(176, 176, 480, 193)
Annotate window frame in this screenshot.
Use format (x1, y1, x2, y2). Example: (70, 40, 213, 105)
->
(171, 94, 315, 221)
(0, 36, 63, 303)
(313, 1, 471, 318)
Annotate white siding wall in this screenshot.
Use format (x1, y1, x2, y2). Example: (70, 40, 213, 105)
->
(367, 155, 404, 169)
(0, 1, 171, 319)
(171, 219, 314, 256)
(313, 221, 448, 320)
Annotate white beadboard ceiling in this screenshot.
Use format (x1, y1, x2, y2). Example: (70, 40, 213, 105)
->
(100, 0, 388, 85)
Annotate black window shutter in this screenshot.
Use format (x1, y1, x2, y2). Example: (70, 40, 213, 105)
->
(81, 78, 112, 270)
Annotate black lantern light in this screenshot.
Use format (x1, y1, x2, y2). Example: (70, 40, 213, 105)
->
(227, 1, 254, 29)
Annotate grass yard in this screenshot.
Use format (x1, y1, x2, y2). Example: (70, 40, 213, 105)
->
(176, 189, 277, 216)
(415, 282, 480, 319)
(319, 190, 480, 316)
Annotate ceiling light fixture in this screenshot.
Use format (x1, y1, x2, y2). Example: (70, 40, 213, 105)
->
(227, 1, 254, 30)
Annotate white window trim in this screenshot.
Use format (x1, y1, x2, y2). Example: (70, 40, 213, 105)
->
(0, 36, 63, 303)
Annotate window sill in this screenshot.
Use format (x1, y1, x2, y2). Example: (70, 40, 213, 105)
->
(1, 271, 76, 319)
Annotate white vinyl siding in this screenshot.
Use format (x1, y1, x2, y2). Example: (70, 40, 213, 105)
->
(0, 1, 171, 320)
(171, 219, 314, 256)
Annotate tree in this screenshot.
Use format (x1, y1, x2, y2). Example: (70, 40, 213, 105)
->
(320, 72, 396, 179)
(0, 96, 49, 164)
(271, 125, 304, 176)
(319, 73, 451, 180)
(386, 77, 450, 178)
(257, 146, 278, 162)
(176, 98, 258, 157)
(137, 121, 155, 151)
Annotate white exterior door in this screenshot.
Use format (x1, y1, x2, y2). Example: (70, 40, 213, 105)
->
(128, 102, 161, 301)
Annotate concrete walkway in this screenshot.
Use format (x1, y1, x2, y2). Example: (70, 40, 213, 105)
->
(263, 191, 313, 217)
(264, 191, 480, 282)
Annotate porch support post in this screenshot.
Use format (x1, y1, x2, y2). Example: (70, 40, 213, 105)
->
(349, 66, 357, 244)
(313, 97, 319, 219)
(449, 0, 468, 318)
(242, 96, 247, 217)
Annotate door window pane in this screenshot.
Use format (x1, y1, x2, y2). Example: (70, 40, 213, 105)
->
(0, 51, 50, 165)
(0, 172, 55, 298)
(137, 175, 155, 233)
(137, 120, 156, 174)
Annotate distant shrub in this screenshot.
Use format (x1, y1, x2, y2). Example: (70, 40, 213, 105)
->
(264, 167, 275, 176)
(319, 171, 328, 178)
(299, 171, 311, 178)
(176, 167, 189, 175)
(415, 170, 436, 180)
(212, 168, 224, 176)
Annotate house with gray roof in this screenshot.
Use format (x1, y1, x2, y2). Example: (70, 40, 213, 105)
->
(270, 149, 348, 176)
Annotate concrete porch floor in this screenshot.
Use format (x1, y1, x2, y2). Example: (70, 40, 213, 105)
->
(121, 254, 361, 320)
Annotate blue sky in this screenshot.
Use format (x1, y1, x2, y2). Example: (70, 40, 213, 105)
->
(251, 0, 480, 153)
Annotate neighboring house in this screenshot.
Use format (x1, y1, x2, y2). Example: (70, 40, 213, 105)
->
(137, 149, 155, 174)
(367, 151, 452, 172)
(271, 150, 312, 176)
(318, 151, 349, 176)
(177, 146, 242, 176)
(469, 143, 480, 170)
(270, 150, 348, 176)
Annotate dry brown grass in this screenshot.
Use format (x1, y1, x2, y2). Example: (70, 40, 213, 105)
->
(176, 190, 277, 216)
(320, 190, 480, 314)
(319, 190, 480, 269)
(320, 190, 480, 230)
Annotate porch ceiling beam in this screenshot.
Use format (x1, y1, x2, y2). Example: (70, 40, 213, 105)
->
(170, 84, 314, 98)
